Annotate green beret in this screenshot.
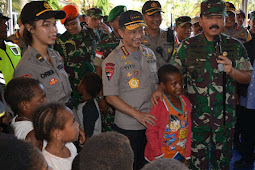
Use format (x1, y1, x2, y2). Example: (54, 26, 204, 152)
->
(200, 0, 228, 16)
(108, 5, 127, 22)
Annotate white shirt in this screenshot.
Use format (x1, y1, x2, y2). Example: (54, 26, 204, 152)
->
(43, 142, 77, 170)
(11, 116, 33, 140)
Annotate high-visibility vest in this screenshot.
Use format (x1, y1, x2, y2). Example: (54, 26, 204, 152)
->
(0, 41, 21, 85)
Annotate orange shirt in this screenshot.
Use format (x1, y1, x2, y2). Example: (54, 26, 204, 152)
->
(162, 95, 188, 159)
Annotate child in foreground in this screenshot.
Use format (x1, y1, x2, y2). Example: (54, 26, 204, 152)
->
(33, 103, 79, 170)
(4, 77, 47, 149)
(145, 64, 191, 163)
(77, 72, 102, 140)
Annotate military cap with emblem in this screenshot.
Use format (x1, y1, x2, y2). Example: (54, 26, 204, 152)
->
(108, 5, 127, 22)
(61, 4, 79, 24)
(249, 11, 255, 20)
(142, 1, 164, 16)
(0, 9, 10, 21)
(20, 1, 66, 25)
(226, 2, 236, 14)
(119, 10, 147, 30)
(175, 16, 192, 27)
(86, 8, 103, 18)
(200, 0, 228, 17)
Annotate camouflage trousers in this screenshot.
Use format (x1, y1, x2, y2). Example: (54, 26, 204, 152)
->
(101, 105, 115, 132)
(190, 127, 234, 170)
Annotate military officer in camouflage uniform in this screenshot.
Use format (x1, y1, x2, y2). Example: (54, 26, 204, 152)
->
(54, 4, 97, 108)
(174, 16, 192, 46)
(171, 0, 252, 169)
(102, 10, 158, 170)
(142, 1, 175, 68)
(86, 8, 110, 43)
(223, 2, 251, 43)
(94, 5, 127, 132)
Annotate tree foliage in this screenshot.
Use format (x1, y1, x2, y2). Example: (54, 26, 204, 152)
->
(96, 0, 109, 15)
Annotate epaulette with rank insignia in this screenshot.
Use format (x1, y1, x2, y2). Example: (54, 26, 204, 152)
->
(121, 46, 129, 56)
(140, 46, 145, 51)
(36, 54, 44, 62)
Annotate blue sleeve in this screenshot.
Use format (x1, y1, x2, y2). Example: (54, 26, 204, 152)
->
(82, 99, 99, 137)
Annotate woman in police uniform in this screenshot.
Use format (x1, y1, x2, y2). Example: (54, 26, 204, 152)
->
(13, 1, 85, 145)
(13, 1, 72, 106)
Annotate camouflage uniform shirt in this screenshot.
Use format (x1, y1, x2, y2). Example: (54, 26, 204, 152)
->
(94, 32, 120, 67)
(171, 33, 252, 132)
(54, 26, 97, 107)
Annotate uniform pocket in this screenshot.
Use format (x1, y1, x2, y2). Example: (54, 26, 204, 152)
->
(187, 59, 206, 83)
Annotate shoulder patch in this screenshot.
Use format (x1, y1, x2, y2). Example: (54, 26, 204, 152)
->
(9, 47, 20, 56)
(140, 46, 145, 51)
(36, 54, 44, 62)
(105, 63, 115, 81)
(121, 46, 130, 56)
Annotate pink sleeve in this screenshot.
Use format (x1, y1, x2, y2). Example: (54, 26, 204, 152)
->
(181, 95, 192, 159)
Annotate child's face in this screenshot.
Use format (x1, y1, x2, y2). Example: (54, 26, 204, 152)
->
(161, 73, 183, 98)
(60, 107, 80, 142)
(23, 84, 47, 120)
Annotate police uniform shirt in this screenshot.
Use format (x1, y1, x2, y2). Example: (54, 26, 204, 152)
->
(223, 23, 252, 43)
(13, 46, 72, 104)
(102, 41, 158, 130)
(142, 29, 174, 68)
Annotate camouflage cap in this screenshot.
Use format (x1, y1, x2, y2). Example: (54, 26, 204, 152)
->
(86, 7, 102, 18)
(119, 10, 147, 30)
(200, 0, 228, 17)
(175, 16, 192, 27)
(191, 16, 199, 25)
(226, 2, 236, 14)
(249, 11, 255, 20)
(142, 1, 164, 16)
(108, 5, 127, 22)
